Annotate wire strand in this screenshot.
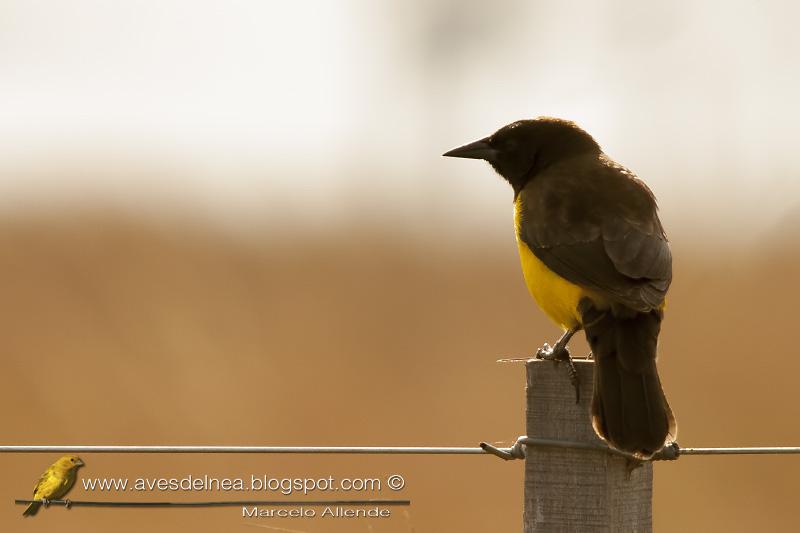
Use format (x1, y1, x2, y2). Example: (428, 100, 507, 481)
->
(0, 445, 490, 454)
(3, 441, 800, 457)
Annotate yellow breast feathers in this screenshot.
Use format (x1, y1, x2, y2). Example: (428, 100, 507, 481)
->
(513, 194, 586, 330)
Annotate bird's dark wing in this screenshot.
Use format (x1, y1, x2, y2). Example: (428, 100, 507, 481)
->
(518, 156, 672, 311)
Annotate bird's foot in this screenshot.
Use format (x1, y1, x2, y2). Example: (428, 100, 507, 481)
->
(536, 342, 580, 403)
(41, 498, 50, 508)
(586, 351, 594, 360)
(535, 342, 562, 361)
(64, 499, 72, 509)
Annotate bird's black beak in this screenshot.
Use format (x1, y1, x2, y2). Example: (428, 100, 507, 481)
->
(442, 138, 498, 162)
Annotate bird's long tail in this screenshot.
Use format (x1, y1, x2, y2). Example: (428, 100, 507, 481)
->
(581, 302, 676, 458)
(22, 501, 41, 516)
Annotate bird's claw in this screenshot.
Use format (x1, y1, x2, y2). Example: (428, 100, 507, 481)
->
(41, 498, 50, 508)
(536, 342, 580, 403)
(64, 499, 72, 509)
(566, 359, 580, 404)
(535, 342, 562, 361)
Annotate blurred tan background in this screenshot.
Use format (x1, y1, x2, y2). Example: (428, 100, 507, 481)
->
(2, 1, 800, 532)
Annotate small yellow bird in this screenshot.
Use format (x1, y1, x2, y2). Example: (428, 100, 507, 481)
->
(23, 455, 85, 516)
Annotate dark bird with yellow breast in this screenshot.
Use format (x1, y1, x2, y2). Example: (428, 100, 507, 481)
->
(23, 454, 85, 516)
(444, 118, 676, 458)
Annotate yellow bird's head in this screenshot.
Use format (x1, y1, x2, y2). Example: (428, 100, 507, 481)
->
(54, 455, 85, 472)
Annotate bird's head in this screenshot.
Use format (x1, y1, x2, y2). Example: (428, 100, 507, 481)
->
(57, 455, 85, 470)
(443, 117, 601, 194)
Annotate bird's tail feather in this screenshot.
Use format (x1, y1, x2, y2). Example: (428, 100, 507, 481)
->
(23, 501, 40, 516)
(581, 301, 676, 458)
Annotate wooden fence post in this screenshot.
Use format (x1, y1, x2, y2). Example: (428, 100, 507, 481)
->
(523, 359, 652, 532)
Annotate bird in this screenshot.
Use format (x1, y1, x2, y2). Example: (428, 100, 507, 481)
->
(23, 454, 85, 516)
(443, 117, 676, 458)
